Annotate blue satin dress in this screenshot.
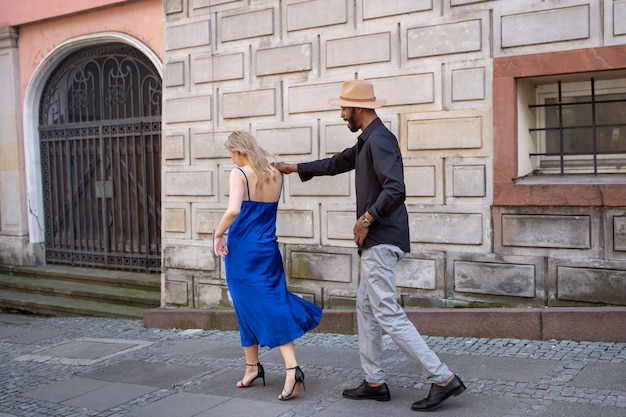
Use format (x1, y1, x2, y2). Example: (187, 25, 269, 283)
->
(224, 168, 322, 348)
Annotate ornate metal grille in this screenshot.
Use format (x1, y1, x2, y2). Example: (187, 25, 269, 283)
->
(39, 43, 162, 272)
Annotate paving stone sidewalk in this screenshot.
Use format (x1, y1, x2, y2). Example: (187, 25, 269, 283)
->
(0, 312, 625, 417)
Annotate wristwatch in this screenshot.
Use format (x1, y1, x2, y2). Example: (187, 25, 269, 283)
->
(360, 215, 371, 227)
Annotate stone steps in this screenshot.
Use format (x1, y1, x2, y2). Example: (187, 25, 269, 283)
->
(0, 264, 160, 319)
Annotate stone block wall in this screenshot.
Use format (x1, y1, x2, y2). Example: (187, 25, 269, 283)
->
(161, 0, 626, 309)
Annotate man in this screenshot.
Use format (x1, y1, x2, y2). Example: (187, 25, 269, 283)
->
(275, 79, 466, 412)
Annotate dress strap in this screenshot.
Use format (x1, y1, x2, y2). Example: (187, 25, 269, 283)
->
(235, 167, 251, 201)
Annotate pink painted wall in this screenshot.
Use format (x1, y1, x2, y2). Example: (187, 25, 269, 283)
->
(15, 0, 163, 103)
(1, 0, 131, 26)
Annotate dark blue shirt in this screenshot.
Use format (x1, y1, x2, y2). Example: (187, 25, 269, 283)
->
(297, 117, 410, 253)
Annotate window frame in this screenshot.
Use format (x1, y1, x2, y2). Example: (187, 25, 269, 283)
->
(492, 45, 626, 207)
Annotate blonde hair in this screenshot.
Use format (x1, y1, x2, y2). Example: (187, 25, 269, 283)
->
(225, 131, 277, 190)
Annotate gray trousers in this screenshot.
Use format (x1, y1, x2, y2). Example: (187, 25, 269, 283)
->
(357, 244, 453, 385)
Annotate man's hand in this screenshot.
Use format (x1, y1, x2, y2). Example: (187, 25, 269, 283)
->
(353, 219, 369, 247)
(273, 162, 298, 174)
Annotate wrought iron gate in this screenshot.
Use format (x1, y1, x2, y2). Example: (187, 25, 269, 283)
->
(39, 43, 162, 272)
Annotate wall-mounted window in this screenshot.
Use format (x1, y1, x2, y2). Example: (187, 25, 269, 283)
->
(518, 72, 626, 176)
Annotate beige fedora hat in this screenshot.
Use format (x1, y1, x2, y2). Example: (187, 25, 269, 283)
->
(328, 79, 387, 109)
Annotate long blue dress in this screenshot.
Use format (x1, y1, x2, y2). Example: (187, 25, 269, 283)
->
(224, 168, 322, 348)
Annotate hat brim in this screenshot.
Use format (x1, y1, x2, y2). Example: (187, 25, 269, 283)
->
(328, 97, 387, 109)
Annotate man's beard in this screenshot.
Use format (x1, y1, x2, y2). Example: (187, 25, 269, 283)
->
(347, 113, 359, 132)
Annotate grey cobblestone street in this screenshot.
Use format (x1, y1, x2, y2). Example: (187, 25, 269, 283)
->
(1, 312, 625, 417)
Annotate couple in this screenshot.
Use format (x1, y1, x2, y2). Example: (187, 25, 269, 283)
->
(213, 79, 466, 411)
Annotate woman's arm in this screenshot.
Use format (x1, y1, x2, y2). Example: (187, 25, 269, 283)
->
(213, 169, 246, 257)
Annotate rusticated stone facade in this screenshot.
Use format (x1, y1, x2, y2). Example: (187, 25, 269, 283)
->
(161, 0, 626, 310)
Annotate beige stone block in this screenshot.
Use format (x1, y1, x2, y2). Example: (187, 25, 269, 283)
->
(166, 20, 211, 50)
(408, 20, 482, 58)
(194, 208, 223, 235)
(165, 95, 212, 123)
(454, 260, 536, 297)
(286, 0, 348, 31)
(289, 82, 341, 113)
(193, 0, 236, 9)
(452, 67, 485, 101)
(452, 165, 485, 197)
(222, 89, 276, 118)
(405, 165, 436, 197)
(501, 6, 589, 48)
(614, 216, 626, 251)
(290, 251, 352, 282)
(397, 257, 437, 290)
(277, 209, 314, 238)
(410, 212, 483, 245)
(408, 116, 483, 150)
(327, 211, 354, 240)
(616, 1, 626, 36)
(165, 207, 186, 233)
(363, 0, 432, 19)
(165, 0, 183, 15)
(192, 131, 230, 160)
(370, 74, 434, 106)
(324, 123, 357, 154)
(165, 61, 185, 87)
(165, 244, 215, 270)
(195, 283, 230, 308)
(257, 43, 312, 75)
(255, 126, 312, 155)
(289, 173, 351, 196)
(557, 266, 626, 305)
(221, 8, 274, 42)
(194, 53, 245, 83)
(163, 170, 214, 196)
(502, 215, 590, 249)
(164, 279, 189, 306)
(164, 134, 185, 160)
(327, 32, 391, 68)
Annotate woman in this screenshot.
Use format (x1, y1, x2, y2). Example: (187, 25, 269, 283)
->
(214, 131, 323, 401)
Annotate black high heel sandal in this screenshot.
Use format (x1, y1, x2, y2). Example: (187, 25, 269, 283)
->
(236, 362, 265, 388)
(278, 366, 305, 401)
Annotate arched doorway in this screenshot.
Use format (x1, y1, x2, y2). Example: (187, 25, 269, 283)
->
(38, 42, 161, 272)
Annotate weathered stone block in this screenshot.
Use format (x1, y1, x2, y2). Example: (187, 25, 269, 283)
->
(165, 61, 185, 87)
(289, 173, 350, 196)
(222, 89, 276, 118)
(165, 0, 183, 15)
(454, 260, 536, 297)
(405, 165, 436, 197)
(327, 32, 391, 68)
(277, 210, 314, 238)
(290, 251, 352, 282)
(408, 116, 483, 150)
(615, 216, 626, 251)
(616, 2, 626, 36)
(257, 43, 312, 75)
(286, 0, 348, 32)
(195, 282, 230, 308)
(255, 126, 312, 155)
(408, 20, 482, 58)
(165, 95, 212, 123)
(194, 53, 244, 83)
(164, 278, 189, 306)
(410, 212, 483, 245)
(192, 131, 230, 160)
(194, 208, 223, 235)
(371, 74, 434, 106)
(165, 207, 186, 233)
(163, 170, 213, 196)
(501, 6, 589, 48)
(557, 266, 626, 305)
(166, 20, 211, 50)
(452, 67, 485, 101)
(164, 134, 185, 160)
(363, 0, 432, 19)
(324, 123, 358, 154)
(502, 215, 590, 249)
(326, 211, 354, 240)
(289, 82, 340, 113)
(453, 165, 486, 197)
(221, 8, 274, 42)
(397, 257, 437, 289)
(165, 245, 214, 270)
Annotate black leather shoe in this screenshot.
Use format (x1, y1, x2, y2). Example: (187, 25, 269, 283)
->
(411, 375, 465, 411)
(343, 380, 391, 402)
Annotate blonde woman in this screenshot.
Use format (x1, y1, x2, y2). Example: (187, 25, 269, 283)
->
(214, 131, 322, 401)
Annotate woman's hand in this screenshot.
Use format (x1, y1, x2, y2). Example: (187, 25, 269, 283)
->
(214, 235, 228, 257)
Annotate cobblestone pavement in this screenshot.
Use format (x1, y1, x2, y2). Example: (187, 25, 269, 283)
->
(0, 313, 625, 417)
